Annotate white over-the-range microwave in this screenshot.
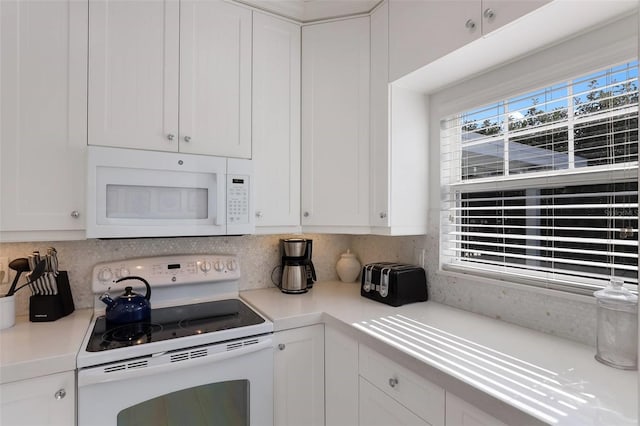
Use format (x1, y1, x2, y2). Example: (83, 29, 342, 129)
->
(86, 146, 254, 238)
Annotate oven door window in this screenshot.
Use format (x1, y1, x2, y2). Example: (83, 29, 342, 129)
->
(117, 380, 249, 426)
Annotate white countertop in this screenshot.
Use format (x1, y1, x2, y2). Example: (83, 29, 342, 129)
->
(0, 309, 93, 385)
(241, 281, 638, 426)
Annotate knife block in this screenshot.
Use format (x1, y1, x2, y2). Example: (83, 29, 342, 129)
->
(29, 271, 75, 322)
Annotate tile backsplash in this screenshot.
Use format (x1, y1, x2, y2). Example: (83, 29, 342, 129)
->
(0, 234, 353, 317)
(1, 231, 601, 346)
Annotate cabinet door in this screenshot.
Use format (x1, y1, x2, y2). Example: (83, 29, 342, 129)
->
(301, 17, 370, 228)
(88, 0, 180, 151)
(359, 345, 444, 426)
(252, 13, 301, 231)
(0, 0, 87, 240)
(445, 393, 508, 426)
(0, 372, 75, 426)
(371, 2, 429, 235)
(359, 378, 430, 426)
(325, 327, 359, 426)
(388, 0, 479, 81)
(179, 0, 252, 159)
(370, 1, 391, 227)
(273, 324, 325, 426)
(481, 0, 549, 35)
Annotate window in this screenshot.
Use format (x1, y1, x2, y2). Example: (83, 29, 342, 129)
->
(440, 61, 638, 295)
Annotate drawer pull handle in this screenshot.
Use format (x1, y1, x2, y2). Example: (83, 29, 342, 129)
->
(278, 343, 285, 351)
(388, 377, 399, 388)
(54, 389, 66, 400)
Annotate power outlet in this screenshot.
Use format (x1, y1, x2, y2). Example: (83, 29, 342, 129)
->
(413, 248, 426, 268)
(0, 257, 9, 284)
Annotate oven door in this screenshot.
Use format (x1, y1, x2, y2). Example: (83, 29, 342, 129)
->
(78, 336, 273, 426)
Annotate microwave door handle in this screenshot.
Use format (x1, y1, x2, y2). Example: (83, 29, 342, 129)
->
(216, 176, 226, 226)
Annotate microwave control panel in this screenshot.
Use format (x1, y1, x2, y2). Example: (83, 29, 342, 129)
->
(227, 175, 250, 224)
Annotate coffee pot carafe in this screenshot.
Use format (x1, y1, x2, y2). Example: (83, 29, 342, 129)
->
(277, 238, 317, 294)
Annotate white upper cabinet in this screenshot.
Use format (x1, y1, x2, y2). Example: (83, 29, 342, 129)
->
(88, 0, 251, 158)
(0, 0, 87, 241)
(88, 0, 179, 152)
(370, 2, 428, 235)
(481, 0, 550, 35)
(301, 17, 370, 231)
(389, 0, 479, 82)
(252, 12, 301, 232)
(179, 0, 251, 158)
(388, 0, 549, 82)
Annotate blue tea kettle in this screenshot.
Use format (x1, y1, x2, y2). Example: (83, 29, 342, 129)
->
(100, 276, 152, 324)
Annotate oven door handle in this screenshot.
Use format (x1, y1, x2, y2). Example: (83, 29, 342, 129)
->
(78, 337, 273, 387)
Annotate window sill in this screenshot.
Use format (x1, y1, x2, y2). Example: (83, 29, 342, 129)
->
(435, 267, 597, 305)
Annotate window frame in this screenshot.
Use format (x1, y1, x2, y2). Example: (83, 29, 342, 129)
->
(429, 13, 639, 295)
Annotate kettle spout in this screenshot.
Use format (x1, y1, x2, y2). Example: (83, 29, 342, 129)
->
(100, 292, 115, 308)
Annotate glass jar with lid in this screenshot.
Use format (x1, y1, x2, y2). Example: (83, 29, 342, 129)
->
(594, 278, 638, 370)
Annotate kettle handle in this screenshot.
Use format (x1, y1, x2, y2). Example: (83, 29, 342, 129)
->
(115, 276, 151, 300)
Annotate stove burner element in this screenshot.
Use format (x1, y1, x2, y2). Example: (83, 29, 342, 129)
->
(178, 311, 239, 334)
(103, 322, 163, 343)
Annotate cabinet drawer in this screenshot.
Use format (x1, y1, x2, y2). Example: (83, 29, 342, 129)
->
(359, 345, 444, 426)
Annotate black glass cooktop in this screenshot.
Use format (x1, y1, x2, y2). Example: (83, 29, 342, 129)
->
(86, 299, 265, 352)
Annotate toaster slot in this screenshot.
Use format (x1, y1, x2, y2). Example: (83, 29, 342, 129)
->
(379, 267, 391, 298)
(363, 264, 375, 292)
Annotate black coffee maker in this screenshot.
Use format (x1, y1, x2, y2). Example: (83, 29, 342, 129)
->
(278, 238, 317, 294)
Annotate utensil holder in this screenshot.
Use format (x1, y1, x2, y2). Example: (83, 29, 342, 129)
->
(29, 271, 75, 322)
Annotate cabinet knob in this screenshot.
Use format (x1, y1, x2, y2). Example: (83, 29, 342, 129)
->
(184, 136, 191, 142)
(483, 8, 495, 20)
(167, 133, 175, 141)
(379, 212, 387, 219)
(70, 210, 80, 218)
(388, 378, 398, 388)
(54, 389, 66, 400)
(303, 212, 310, 218)
(278, 343, 285, 351)
(465, 19, 476, 31)
(255, 211, 263, 218)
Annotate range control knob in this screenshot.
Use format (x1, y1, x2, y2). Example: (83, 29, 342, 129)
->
(115, 267, 130, 279)
(213, 261, 225, 272)
(98, 268, 113, 282)
(226, 260, 237, 271)
(200, 261, 212, 273)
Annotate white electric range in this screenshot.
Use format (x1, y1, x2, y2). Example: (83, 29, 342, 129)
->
(76, 254, 274, 426)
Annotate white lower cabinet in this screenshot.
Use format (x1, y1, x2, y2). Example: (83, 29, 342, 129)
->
(273, 324, 325, 426)
(0, 372, 75, 426)
(359, 345, 445, 426)
(445, 393, 508, 426)
(325, 327, 359, 426)
(359, 377, 430, 426)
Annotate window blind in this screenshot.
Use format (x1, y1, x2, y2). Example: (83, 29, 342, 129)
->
(440, 61, 638, 294)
